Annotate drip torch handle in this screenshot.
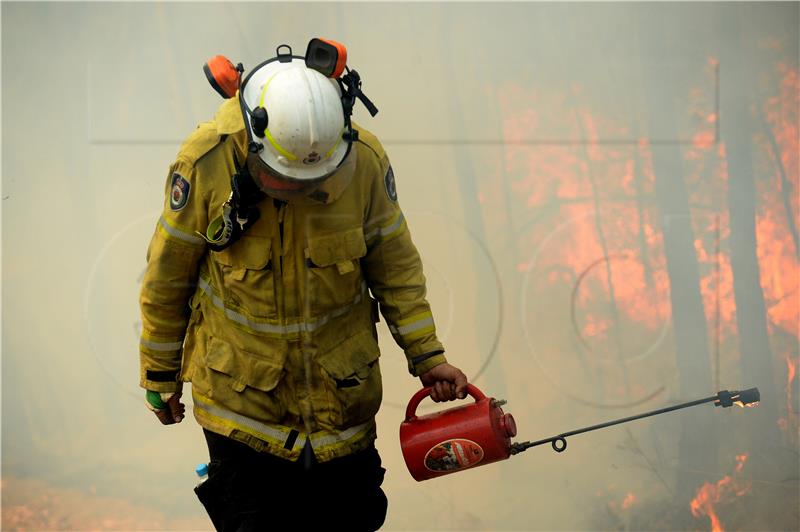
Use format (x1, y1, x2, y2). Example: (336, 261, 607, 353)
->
(404, 384, 487, 422)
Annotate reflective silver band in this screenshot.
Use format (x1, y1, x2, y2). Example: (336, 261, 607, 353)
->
(158, 216, 205, 245)
(395, 316, 435, 336)
(365, 211, 406, 242)
(140, 338, 184, 351)
(195, 395, 300, 448)
(197, 276, 368, 335)
(194, 394, 373, 452)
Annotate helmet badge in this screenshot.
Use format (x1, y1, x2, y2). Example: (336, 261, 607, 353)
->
(303, 152, 321, 165)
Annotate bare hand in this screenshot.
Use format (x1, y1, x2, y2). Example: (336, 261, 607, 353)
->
(151, 391, 186, 425)
(419, 363, 468, 402)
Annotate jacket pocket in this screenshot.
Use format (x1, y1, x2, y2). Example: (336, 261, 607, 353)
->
(211, 235, 276, 319)
(305, 227, 367, 314)
(317, 329, 382, 428)
(193, 336, 286, 422)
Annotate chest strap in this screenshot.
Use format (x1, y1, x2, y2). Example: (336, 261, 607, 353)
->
(198, 156, 265, 252)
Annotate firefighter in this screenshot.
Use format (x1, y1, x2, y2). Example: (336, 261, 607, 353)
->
(139, 40, 468, 531)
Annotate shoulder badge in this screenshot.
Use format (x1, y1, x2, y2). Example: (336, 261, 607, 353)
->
(384, 165, 398, 202)
(169, 173, 191, 211)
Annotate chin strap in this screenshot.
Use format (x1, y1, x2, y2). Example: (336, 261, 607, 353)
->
(197, 155, 265, 252)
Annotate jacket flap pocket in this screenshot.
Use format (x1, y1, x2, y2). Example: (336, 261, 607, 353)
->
(317, 329, 380, 380)
(307, 227, 367, 267)
(212, 236, 271, 269)
(206, 337, 283, 392)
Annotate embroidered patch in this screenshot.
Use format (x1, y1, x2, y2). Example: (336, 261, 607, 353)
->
(169, 173, 190, 211)
(384, 165, 397, 202)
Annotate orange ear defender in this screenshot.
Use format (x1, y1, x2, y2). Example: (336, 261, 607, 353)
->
(203, 55, 242, 99)
(305, 38, 347, 78)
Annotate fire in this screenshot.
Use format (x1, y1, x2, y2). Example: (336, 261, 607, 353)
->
(683, 57, 799, 355)
(583, 314, 612, 339)
(734, 454, 747, 473)
(778, 351, 799, 436)
(758, 61, 799, 336)
(497, 83, 673, 342)
(621, 492, 636, 510)
(691, 129, 715, 150)
(494, 52, 797, 408)
(690, 454, 752, 532)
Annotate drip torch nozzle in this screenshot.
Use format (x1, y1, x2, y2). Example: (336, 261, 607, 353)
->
(510, 386, 761, 456)
(715, 387, 760, 408)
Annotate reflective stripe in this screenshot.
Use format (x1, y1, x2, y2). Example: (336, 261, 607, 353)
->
(389, 312, 436, 343)
(197, 275, 368, 336)
(395, 316, 435, 336)
(260, 74, 298, 162)
(396, 311, 432, 327)
(140, 338, 183, 351)
(194, 393, 372, 452)
(259, 73, 276, 108)
(365, 211, 406, 242)
(265, 128, 298, 161)
(308, 422, 373, 448)
(195, 394, 304, 449)
(158, 216, 205, 246)
(324, 127, 345, 159)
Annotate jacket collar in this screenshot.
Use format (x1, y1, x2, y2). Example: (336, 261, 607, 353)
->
(215, 96, 246, 135)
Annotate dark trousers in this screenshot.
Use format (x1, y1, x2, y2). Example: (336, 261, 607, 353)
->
(196, 429, 388, 531)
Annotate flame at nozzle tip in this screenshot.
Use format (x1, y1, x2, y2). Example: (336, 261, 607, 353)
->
(715, 387, 760, 408)
(737, 387, 761, 405)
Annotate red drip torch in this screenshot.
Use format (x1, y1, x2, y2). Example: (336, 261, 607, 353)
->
(400, 384, 760, 481)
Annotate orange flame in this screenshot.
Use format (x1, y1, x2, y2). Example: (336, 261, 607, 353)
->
(759, 61, 799, 336)
(734, 454, 747, 473)
(497, 84, 672, 342)
(690, 454, 751, 532)
(778, 352, 799, 436)
(621, 492, 636, 510)
(494, 54, 796, 408)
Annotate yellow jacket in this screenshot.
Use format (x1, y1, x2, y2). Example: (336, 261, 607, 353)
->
(139, 98, 447, 462)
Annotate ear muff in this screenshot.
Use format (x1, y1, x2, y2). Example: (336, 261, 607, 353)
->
(250, 106, 268, 138)
(305, 38, 347, 78)
(204, 55, 240, 99)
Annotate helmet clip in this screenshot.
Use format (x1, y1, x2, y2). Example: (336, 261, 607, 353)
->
(250, 107, 268, 138)
(277, 44, 293, 63)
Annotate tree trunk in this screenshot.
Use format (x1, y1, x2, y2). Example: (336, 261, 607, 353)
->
(720, 5, 781, 457)
(637, 14, 716, 505)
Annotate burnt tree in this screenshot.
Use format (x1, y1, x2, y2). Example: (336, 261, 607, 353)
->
(638, 9, 716, 504)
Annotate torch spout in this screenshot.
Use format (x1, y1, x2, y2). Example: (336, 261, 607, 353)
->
(511, 387, 760, 455)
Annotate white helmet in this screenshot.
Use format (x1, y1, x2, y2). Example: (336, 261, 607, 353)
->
(240, 51, 350, 194)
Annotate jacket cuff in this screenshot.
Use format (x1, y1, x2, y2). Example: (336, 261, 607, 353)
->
(407, 350, 448, 376)
(140, 368, 181, 393)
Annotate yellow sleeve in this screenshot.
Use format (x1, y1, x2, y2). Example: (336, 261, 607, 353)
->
(360, 146, 447, 376)
(139, 157, 208, 392)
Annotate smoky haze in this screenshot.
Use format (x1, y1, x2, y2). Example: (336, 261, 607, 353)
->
(2, 2, 798, 530)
